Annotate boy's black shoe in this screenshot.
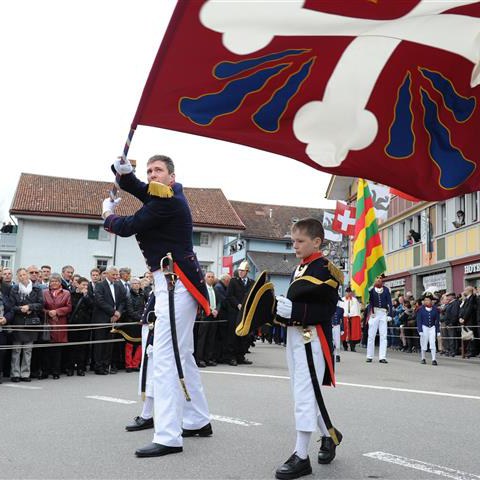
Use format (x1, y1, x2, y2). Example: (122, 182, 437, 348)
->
(182, 422, 213, 437)
(421, 359, 426, 365)
(126, 416, 154, 432)
(432, 360, 438, 366)
(135, 443, 182, 457)
(275, 453, 312, 480)
(366, 358, 372, 363)
(318, 429, 343, 464)
(335, 355, 340, 363)
(379, 359, 388, 364)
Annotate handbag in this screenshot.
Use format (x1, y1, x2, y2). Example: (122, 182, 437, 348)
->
(41, 313, 51, 342)
(461, 326, 474, 342)
(24, 316, 41, 326)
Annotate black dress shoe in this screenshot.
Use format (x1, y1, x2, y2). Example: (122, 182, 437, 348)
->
(206, 360, 217, 367)
(39, 373, 49, 379)
(20, 377, 31, 382)
(11, 377, 20, 383)
(275, 453, 312, 480)
(182, 422, 213, 437)
(335, 355, 341, 363)
(135, 443, 182, 458)
(77, 370, 85, 376)
(95, 370, 108, 375)
(421, 359, 426, 364)
(197, 360, 207, 368)
(432, 360, 438, 366)
(126, 416, 154, 432)
(318, 428, 343, 464)
(53, 374, 60, 380)
(109, 368, 118, 374)
(379, 359, 388, 364)
(66, 369, 74, 377)
(366, 358, 372, 363)
(126, 368, 134, 373)
(228, 359, 238, 366)
(238, 358, 253, 365)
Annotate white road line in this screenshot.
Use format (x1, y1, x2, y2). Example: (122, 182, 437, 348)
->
(210, 414, 262, 427)
(1, 383, 42, 390)
(201, 370, 480, 401)
(338, 382, 480, 401)
(364, 452, 480, 480)
(86, 395, 137, 404)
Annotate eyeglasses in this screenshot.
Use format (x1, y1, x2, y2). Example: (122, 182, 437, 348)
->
(29, 271, 39, 274)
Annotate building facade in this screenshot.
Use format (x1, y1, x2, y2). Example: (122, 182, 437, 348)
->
(10, 174, 244, 278)
(326, 175, 480, 297)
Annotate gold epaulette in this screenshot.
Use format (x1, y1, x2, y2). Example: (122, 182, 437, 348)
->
(327, 260, 344, 285)
(148, 181, 174, 198)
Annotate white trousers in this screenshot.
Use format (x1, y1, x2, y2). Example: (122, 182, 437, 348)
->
(420, 325, 437, 361)
(152, 271, 210, 447)
(332, 325, 341, 357)
(138, 324, 154, 398)
(367, 309, 388, 360)
(286, 327, 329, 435)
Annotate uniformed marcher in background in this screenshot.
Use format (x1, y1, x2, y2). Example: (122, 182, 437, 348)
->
(126, 291, 156, 432)
(103, 154, 212, 458)
(331, 303, 344, 363)
(416, 293, 441, 365)
(225, 261, 254, 366)
(366, 276, 393, 364)
(274, 218, 343, 480)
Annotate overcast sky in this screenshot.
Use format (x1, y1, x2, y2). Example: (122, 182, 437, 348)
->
(1, 0, 334, 223)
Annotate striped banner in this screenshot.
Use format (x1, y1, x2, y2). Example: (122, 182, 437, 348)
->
(351, 179, 386, 302)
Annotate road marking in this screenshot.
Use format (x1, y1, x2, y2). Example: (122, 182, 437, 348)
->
(364, 452, 480, 480)
(339, 382, 480, 401)
(201, 370, 480, 400)
(1, 383, 42, 390)
(210, 414, 262, 427)
(86, 395, 137, 404)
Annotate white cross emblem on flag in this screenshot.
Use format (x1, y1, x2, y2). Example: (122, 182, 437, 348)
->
(332, 202, 357, 236)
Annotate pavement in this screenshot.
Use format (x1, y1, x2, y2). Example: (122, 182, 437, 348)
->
(1, 343, 479, 480)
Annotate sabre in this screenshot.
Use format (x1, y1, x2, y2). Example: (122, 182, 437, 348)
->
(161, 252, 191, 402)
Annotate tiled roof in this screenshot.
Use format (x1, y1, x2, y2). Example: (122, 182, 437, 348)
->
(230, 200, 323, 240)
(248, 251, 298, 276)
(10, 173, 245, 230)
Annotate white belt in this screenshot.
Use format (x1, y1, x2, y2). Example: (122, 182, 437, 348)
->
(374, 307, 387, 312)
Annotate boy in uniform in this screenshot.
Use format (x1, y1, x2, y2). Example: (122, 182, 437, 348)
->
(274, 218, 343, 480)
(416, 293, 441, 365)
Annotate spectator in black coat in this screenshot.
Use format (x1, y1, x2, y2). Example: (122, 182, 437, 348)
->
(9, 268, 44, 382)
(442, 293, 460, 357)
(214, 273, 231, 362)
(0, 291, 13, 383)
(459, 286, 477, 357)
(67, 277, 93, 376)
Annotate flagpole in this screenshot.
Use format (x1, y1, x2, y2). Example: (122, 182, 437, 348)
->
(110, 127, 136, 200)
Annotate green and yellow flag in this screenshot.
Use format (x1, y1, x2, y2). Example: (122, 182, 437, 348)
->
(351, 179, 386, 302)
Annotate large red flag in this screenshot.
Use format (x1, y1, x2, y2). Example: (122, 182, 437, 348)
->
(132, 1, 480, 201)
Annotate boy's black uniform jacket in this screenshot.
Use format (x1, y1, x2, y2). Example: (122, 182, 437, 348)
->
(286, 255, 341, 386)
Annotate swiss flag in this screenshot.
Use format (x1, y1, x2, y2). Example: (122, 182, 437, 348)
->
(332, 202, 356, 236)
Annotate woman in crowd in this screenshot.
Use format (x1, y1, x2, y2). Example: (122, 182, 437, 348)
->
(42, 273, 72, 379)
(9, 267, 44, 382)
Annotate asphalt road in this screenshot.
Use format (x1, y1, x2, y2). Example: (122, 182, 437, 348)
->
(1, 343, 479, 480)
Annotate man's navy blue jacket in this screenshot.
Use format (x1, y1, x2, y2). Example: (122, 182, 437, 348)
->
(104, 171, 210, 314)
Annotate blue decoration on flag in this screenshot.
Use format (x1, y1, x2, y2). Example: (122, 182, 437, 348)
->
(180, 64, 288, 126)
(253, 58, 314, 132)
(386, 73, 414, 158)
(420, 68, 475, 123)
(421, 89, 475, 189)
(214, 49, 307, 79)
